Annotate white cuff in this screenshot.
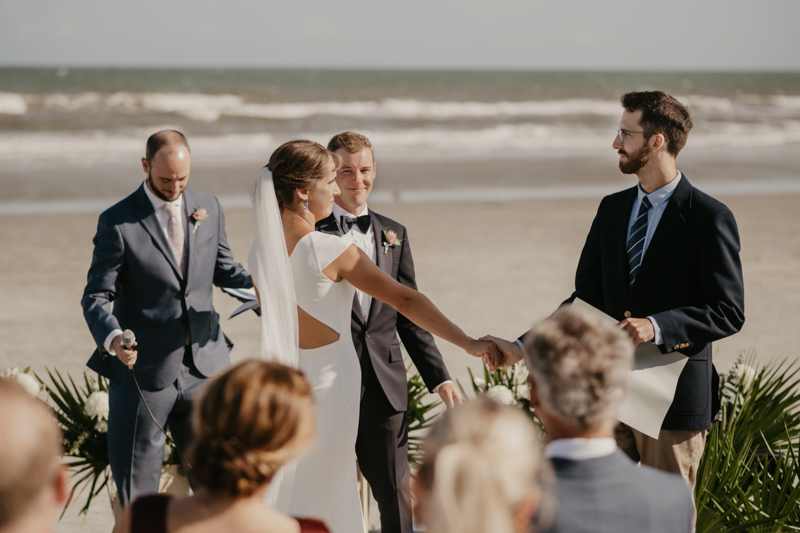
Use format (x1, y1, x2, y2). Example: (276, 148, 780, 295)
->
(433, 380, 453, 393)
(515, 339, 525, 351)
(647, 316, 663, 346)
(103, 329, 123, 355)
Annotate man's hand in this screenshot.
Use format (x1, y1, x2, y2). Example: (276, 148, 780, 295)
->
(438, 383, 462, 410)
(110, 335, 138, 366)
(618, 318, 654, 346)
(479, 335, 524, 370)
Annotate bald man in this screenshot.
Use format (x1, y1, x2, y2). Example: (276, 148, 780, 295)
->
(82, 130, 252, 505)
(0, 380, 69, 533)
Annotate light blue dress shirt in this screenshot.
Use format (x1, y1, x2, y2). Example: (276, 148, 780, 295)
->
(628, 172, 683, 346)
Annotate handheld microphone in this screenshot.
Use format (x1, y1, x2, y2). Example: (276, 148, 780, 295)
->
(122, 329, 135, 370)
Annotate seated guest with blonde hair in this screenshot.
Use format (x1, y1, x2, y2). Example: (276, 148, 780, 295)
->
(0, 380, 69, 533)
(115, 360, 328, 533)
(412, 399, 544, 533)
(523, 306, 692, 533)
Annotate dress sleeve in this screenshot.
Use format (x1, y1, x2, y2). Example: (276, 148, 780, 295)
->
(311, 232, 355, 271)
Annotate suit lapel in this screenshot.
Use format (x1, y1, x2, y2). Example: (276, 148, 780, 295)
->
(184, 189, 199, 281)
(317, 213, 366, 325)
(613, 187, 639, 300)
(626, 176, 692, 306)
(133, 184, 182, 279)
(366, 211, 391, 325)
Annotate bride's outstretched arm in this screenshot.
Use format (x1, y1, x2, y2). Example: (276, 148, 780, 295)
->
(327, 246, 498, 360)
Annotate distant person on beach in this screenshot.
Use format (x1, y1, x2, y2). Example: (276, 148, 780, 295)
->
(115, 360, 330, 533)
(0, 380, 69, 533)
(523, 306, 692, 533)
(412, 399, 544, 533)
(82, 130, 253, 505)
(315, 131, 461, 533)
(484, 91, 745, 495)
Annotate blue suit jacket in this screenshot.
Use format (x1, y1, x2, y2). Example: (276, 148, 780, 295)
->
(567, 175, 745, 430)
(541, 450, 693, 533)
(82, 184, 252, 390)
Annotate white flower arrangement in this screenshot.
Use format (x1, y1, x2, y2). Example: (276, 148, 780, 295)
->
(485, 384, 517, 405)
(516, 383, 530, 402)
(1, 367, 41, 397)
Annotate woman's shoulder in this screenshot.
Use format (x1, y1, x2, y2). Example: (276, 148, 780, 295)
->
(304, 232, 354, 268)
(295, 517, 331, 533)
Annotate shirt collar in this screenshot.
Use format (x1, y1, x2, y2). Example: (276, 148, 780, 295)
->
(637, 171, 682, 208)
(332, 202, 369, 220)
(143, 179, 183, 212)
(545, 438, 617, 461)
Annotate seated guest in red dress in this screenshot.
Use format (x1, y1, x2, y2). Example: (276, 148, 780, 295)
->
(114, 360, 328, 533)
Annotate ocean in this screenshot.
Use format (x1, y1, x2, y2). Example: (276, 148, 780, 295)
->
(1, 68, 799, 208)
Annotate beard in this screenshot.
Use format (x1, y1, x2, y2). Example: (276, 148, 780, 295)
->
(618, 144, 651, 175)
(147, 172, 178, 202)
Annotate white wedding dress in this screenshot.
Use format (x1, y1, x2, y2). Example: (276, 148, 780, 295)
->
(248, 231, 366, 533)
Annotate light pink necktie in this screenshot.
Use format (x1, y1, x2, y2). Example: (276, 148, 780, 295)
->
(163, 203, 187, 276)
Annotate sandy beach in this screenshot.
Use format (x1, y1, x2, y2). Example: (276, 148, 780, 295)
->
(1, 156, 798, 532)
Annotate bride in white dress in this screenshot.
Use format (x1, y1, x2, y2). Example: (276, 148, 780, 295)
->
(248, 140, 495, 533)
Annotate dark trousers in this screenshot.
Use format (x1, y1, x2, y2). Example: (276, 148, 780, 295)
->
(356, 360, 412, 533)
(107, 348, 205, 505)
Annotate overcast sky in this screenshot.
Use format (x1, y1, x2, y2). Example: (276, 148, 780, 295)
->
(1, 0, 798, 70)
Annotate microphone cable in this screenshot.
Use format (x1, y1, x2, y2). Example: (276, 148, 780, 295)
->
(122, 330, 193, 472)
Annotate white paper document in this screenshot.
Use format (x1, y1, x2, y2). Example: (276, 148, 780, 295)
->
(221, 287, 260, 319)
(571, 298, 688, 439)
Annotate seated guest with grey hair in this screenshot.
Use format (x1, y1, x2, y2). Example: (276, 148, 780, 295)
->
(524, 306, 692, 533)
(0, 380, 69, 533)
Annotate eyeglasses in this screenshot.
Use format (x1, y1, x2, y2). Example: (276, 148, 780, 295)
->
(616, 129, 649, 143)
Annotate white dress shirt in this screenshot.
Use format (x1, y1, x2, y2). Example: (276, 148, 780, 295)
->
(103, 182, 188, 354)
(545, 437, 618, 461)
(627, 172, 683, 346)
(332, 202, 451, 393)
(333, 202, 375, 318)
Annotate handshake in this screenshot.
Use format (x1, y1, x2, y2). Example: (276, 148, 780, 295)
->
(467, 335, 525, 372)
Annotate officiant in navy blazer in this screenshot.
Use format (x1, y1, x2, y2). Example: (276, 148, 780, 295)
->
(485, 92, 744, 498)
(316, 132, 459, 533)
(82, 131, 252, 505)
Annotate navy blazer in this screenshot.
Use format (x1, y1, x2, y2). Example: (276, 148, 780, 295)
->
(82, 184, 252, 390)
(317, 210, 450, 412)
(541, 450, 693, 533)
(567, 175, 745, 430)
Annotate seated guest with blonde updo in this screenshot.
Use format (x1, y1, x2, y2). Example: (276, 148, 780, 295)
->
(114, 360, 328, 533)
(412, 399, 545, 533)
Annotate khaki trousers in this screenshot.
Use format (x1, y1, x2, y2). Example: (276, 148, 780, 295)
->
(614, 423, 707, 491)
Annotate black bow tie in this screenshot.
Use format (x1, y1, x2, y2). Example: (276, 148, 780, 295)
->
(340, 214, 371, 234)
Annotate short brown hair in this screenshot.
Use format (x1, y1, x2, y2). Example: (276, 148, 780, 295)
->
(188, 360, 315, 498)
(267, 140, 340, 210)
(327, 131, 374, 156)
(0, 380, 62, 527)
(523, 306, 634, 430)
(145, 130, 191, 163)
(621, 91, 693, 156)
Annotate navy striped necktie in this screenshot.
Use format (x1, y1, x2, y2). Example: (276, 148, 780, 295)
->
(627, 196, 653, 287)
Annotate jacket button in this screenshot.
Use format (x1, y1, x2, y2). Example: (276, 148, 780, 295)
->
(624, 311, 632, 318)
(184, 290, 189, 297)
(674, 344, 680, 350)
(365, 331, 370, 338)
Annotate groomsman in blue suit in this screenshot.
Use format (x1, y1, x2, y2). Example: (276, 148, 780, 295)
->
(485, 91, 745, 495)
(82, 130, 252, 505)
(316, 132, 460, 533)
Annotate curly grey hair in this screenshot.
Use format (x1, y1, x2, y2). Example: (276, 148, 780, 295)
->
(523, 305, 634, 430)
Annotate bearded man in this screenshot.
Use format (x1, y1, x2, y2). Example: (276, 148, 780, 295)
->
(485, 92, 745, 500)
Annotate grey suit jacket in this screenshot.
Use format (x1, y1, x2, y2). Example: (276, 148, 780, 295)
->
(541, 450, 692, 533)
(82, 184, 252, 390)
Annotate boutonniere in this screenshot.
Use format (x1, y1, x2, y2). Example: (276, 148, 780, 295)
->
(191, 207, 208, 233)
(381, 228, 404, 254)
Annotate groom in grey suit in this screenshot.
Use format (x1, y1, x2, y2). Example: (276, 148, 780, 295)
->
(82, 130, 252, 505)
(523, 306, 692, 533)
